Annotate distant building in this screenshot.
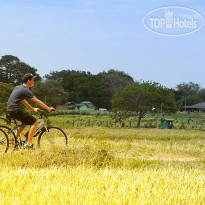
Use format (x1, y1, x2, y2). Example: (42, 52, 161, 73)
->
(56, 102, 75, 110)
(56, 104, 67, 110)
(56, 101, 96, 111)
(74, 101, 96, 111)
(181, 102, 205, 112)
(66, 102, 75, 109)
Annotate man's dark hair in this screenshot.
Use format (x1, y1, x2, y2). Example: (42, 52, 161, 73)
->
(22, 73, 37, 83)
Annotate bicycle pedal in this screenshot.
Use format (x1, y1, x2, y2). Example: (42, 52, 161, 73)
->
(20, 140, 26, 145)
(13, 146, 19, 151)
(15, 141, 20, 146)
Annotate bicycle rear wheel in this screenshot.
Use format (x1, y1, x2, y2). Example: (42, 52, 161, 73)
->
(37, 126, 68, 150)
(0, 126, 17, 153)
(0, 128, 9, 154)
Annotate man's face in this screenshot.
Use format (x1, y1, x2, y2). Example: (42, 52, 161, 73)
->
(28, 77, 35, 87)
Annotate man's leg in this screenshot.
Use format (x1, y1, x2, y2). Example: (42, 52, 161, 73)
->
(27, 120, 38, 144)
(14, 126, 26, 140)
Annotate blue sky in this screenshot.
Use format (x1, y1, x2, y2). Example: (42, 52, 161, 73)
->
(0, 0, 204, 89)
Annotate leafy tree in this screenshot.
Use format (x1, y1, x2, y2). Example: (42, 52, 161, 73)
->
(46, 70, 91, 101)
(98, 69, 134, 109)
(46, 69, 133, 109)
(32, 80, 68, 107)
(112, 81, 176, 127)
(185, 95, 203, 106)
(74, 74, 107, 108)
(0, 82, 13, 114)
(46, 70, 90, 91)
(99, 69, 133, 93)
(198, 89, 205, 101)
(0, 55, 40, 85)
(173, 82, 204, 109)
(176, 82, 200, 96)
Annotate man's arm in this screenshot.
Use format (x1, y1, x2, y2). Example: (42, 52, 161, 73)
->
(21, 99, 36, 112)
(31, 97, 55, 112)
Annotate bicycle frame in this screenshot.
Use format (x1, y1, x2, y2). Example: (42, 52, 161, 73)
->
(3, 115, 48, 147)
(0, 122, 26, 142)
(33, 118, 47, 138)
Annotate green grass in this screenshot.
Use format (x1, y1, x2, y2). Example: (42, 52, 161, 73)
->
(2, 111, 205, 129)
(1, 127, 205, 170)
(44, 112, 205, 130)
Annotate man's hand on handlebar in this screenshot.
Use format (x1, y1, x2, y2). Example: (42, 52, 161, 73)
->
(48, 107, 56, 112)
(33, 108, 40, 113)
(34, 107, 56, 113)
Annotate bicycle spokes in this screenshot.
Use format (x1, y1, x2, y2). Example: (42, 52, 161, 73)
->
(0, 129, 9, 154)
(38, 127, 67, 150)
(0, 138, 6, 144)
(45, 130, 55, 144)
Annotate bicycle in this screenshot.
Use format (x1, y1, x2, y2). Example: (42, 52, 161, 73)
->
(0, 110, 68, 153)
(0, 128, 9, 154)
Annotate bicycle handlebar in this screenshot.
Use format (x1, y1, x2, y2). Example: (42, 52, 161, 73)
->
(37, 109, 55, 114)
(37, 109, 55, 118)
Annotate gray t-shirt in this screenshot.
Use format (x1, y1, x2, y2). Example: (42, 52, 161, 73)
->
(7, 84, 34, 112)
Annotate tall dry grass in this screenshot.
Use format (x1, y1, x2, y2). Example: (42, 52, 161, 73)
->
(0, 166, 205, 204)
(0, 127, 205, 204)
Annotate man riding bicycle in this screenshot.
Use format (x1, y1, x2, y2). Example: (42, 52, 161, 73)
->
(6, 73, 55, 149)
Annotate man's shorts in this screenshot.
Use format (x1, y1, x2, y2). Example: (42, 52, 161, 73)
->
(7, 110, 36, 125)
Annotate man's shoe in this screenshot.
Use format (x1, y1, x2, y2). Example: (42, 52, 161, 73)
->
(24, 143, 35, 150)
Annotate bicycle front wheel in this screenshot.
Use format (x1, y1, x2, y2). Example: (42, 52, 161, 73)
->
(37, 126, 68, 150)
(0, 128, 9, 154)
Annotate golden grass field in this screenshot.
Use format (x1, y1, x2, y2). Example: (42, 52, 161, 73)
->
(0, 127, 205, 204)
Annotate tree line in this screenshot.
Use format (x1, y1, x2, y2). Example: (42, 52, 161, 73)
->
(0, 55, 204, 124)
